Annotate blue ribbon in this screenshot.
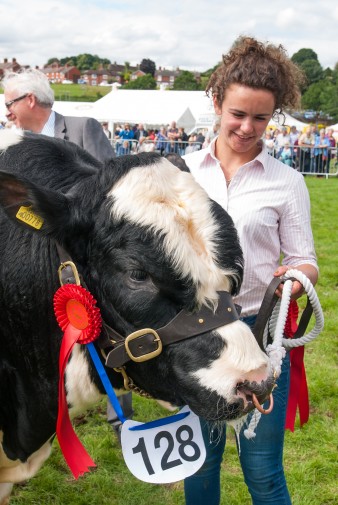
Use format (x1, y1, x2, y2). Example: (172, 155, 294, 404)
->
(87, 342, 127, 423)
(128, 410, 190, 431)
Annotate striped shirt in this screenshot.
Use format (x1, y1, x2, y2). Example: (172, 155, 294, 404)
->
(40, 111, 55, 137)
(183, 138, 318, 316)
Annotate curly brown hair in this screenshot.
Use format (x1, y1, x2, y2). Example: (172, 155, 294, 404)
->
(206, 36, 305, 114)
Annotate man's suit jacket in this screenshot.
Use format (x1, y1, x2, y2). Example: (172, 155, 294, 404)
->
(54, 112, 115, 163)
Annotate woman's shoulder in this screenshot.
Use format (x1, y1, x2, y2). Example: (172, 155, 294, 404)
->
(264, 151, 303, 181)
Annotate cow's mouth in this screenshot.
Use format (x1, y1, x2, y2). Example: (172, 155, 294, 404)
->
(236, 379, 274, 414)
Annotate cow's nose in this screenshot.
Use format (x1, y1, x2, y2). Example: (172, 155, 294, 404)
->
(236, 375, 275, 414)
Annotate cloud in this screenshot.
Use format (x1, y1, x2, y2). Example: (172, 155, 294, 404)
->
(333, 5, 338, 20)
(275, 8, 296, 28)
(0, 0, 337, 71)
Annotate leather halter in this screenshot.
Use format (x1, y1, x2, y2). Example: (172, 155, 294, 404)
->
(56, 244, 241, 369)
(253, 276, 313, 351)
(103, 291, 240, 368)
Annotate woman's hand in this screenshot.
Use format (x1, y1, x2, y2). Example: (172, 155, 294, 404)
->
(273, 266, 305, 300)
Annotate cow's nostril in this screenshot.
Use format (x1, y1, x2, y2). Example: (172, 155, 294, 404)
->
(236, 383, 253, 403)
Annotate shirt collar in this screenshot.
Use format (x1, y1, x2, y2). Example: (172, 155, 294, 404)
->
(254, 141, 268, 171)
(196, 136, 218, 167)
(206, 136, 268, 171)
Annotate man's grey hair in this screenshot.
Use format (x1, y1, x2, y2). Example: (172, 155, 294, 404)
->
(1, 68, 54, 107)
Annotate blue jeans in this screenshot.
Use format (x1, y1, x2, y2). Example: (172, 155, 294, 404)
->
(184, 316, 291, 505)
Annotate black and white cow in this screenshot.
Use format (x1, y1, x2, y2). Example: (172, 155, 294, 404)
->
(0, 130, 273, 503)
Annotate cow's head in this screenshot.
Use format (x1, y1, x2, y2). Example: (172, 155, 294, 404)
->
(0, 132, 273, 422)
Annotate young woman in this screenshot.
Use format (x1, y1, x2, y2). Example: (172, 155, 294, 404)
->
(183, 36, 318, 505)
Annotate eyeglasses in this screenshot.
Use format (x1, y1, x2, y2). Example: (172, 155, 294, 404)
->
(5, 93, 29, 109)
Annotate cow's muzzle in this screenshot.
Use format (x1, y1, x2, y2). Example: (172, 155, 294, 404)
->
(236, 372, 276, 414)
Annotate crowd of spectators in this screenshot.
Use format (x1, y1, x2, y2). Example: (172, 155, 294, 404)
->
(1, 117, 337, 174)
(262, 124, 337, 174)
(107, 119, 337, 175)
(105, 120, 215, 157)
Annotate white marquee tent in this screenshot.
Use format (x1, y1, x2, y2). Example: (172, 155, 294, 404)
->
(0, 90, 215, 133)
(328, 122, 338, 132)
(89, 89, 215, 132)
(268, 112, 307, 131)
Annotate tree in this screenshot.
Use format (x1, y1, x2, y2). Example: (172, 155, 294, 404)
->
(53, 54, 111, 71)
(300, 59, 324, 86)
(291, 48, 323, 89)
(173, 71, 202, 90)
(139, 59, 156, 77)
(291, 48, 319, 65)
(122, 61, 131, 83)
(323, 67, 334, 80)
(302, 80, 338, 122)
(201, 63, 221, 79)
(123, 74, 157, 89)
(46, 58, 60, 66)
(331, 64, 338, 85)
(302, 82, 327, 111)
(57, 56, 77, 67)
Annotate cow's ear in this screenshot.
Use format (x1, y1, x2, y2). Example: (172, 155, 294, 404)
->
(163, 153, 190, 172)
(0, 171, 72, 239)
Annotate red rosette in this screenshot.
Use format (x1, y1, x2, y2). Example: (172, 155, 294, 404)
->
(54, 284, 102, 343)
(53, 283, 102, 479)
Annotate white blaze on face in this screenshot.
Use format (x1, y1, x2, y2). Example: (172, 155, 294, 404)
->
(192, 320, 270, 402)
(108, 157, 238, 305)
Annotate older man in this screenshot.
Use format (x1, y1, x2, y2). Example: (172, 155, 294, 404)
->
(2, 68, 115, 162)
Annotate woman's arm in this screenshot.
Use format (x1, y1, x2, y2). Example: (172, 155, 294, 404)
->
(277, 175, 319, 299)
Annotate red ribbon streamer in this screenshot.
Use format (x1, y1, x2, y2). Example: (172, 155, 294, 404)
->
(54, 284, 102, 479)
(284, 300, 310, 431)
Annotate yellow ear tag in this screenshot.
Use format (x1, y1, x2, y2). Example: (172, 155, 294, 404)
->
(16, 206, 44, 230)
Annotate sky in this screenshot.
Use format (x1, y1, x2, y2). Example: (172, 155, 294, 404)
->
(0, 0, 337, 73)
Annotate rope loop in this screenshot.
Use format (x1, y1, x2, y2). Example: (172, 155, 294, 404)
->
(267, 269, 324, 353)
(243, 269, 324, 440)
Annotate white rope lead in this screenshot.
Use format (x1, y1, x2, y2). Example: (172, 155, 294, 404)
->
(282, 270, 324, 349)
(244, 269, 324, 439)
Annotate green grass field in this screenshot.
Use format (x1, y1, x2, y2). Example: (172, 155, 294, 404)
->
(10, 177, 338, 505)
(0, 84, 112, 103)
(51, 83, 112, 103)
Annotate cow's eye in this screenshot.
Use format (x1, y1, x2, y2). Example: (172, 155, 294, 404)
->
(130, 270, 149, 282)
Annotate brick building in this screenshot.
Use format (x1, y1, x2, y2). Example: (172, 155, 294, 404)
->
(0, 58, 22, 79)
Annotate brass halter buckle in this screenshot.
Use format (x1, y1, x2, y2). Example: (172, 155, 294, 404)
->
(124, 328, 163, 362)
(57, 261, 81, 286)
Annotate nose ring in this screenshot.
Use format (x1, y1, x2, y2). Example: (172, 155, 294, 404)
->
(252, 393, 274, 414)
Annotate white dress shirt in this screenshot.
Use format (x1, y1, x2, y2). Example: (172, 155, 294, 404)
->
(183, 138, 318, 316)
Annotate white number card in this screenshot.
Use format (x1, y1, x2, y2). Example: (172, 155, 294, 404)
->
(121, 405, 206, 483)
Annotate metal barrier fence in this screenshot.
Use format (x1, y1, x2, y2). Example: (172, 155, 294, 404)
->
(111, 139, 203, 157)
(111, 139, 338, 177)
(270, 145, 338, 177)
